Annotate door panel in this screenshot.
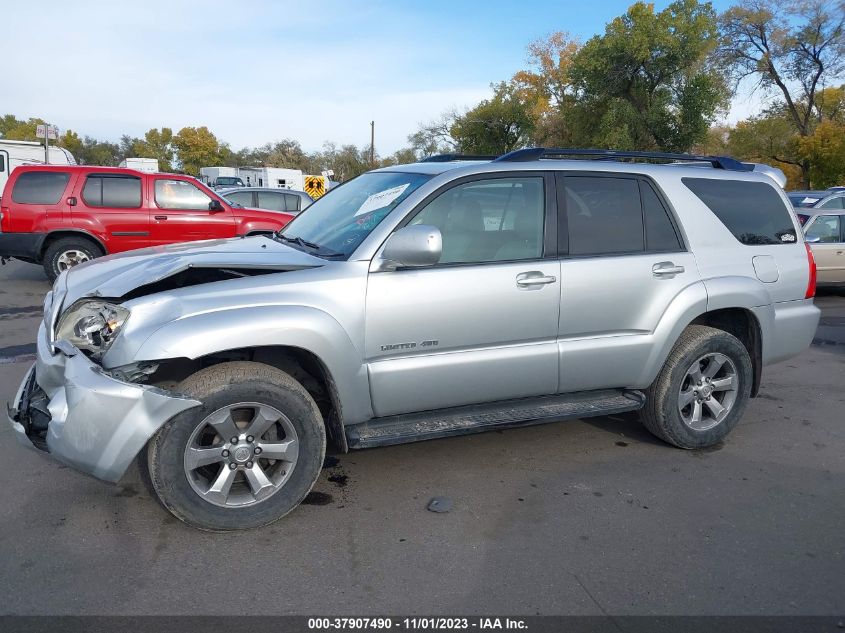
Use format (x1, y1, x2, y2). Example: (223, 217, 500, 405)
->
(558, 253, 699, 392)
(150, 177, 235, 245)
(365, 262, 560, 417)
(365, 173, 558, 418)
(74, 173, 149, 253)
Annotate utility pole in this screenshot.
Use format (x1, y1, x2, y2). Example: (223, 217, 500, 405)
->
(370, 121, 375, 166)
(44, 123, 50, 164)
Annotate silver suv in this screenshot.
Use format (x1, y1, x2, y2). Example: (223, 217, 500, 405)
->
(8, 148, 821, 531)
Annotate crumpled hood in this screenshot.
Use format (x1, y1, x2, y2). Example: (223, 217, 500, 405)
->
(57, 236, 324, 308)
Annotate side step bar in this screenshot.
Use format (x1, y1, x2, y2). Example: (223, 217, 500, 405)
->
(346, 389, 645, 449)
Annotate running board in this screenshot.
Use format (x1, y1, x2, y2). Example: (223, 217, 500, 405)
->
(346, 389, 645, 449)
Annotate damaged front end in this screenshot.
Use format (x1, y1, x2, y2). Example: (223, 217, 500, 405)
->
(7, 323, 201, 482)
(7, 237, 327, 482)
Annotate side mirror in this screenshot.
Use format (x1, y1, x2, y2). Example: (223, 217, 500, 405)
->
(209, 199, 225, 212)
(375, 225, 442, 271)
(805, 235, 821, 244)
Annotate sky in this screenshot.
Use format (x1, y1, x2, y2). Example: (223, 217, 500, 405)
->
(4, 0, 766, 155)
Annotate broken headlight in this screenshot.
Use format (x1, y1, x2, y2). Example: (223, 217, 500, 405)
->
(55, 301, 130, 355)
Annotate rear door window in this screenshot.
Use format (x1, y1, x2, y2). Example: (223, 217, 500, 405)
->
(257, 191, 287, 212)
(82, 175, 142, 208)
(641, 181, 682, 251)
(565, 177, 644, 255)
(11, 171, 71, 205)
(224, 190, 254, 206)
(683, 178, 797, 245)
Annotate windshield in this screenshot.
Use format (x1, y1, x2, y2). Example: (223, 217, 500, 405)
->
(788, 193, 822, 208)
(278, 171, 431, 258)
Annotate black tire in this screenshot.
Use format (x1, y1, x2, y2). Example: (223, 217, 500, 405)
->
(42, 236, 103, 282)
(640, 325, 752, 449)
(147, 361, 326, 531)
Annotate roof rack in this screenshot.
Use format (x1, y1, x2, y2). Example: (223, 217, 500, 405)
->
(494, 147, 750, 172)
(421, 153, 499, 163)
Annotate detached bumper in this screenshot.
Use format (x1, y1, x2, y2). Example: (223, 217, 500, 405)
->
(6, 324, 201, 482)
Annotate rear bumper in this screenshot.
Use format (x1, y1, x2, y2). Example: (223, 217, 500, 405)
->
(753, 299, 821, 365)
(6, 323, 201, 482)
(0, 232, 43, 260)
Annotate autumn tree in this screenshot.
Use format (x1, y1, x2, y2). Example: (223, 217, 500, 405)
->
(719, 0, 845, 185)
(173, 126, 222, 175)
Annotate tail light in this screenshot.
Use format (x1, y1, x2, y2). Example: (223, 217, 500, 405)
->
(805, 242, 817, 299)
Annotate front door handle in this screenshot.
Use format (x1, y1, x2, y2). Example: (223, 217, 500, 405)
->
(516, 271, 557, 287)
(154, 215, 168, 220)
(652, 261, 685, 277)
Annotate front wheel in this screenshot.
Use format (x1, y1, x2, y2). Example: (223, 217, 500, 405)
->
(147, 361, 326, 531)
(640, 325, 752, 449)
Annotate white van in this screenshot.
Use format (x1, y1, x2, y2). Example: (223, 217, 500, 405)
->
(0, 140, 76, 197)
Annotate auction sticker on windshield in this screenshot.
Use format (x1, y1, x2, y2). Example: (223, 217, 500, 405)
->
(355, 184, 411, 216)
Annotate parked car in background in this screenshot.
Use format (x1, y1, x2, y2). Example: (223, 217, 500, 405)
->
(0, 139, 76, 195)
(8, 148, 819, 530)
(0, 165, 295, 280)
(219, 186, 313, 214)
(212, 176, 245, 189)
(788, 190, 845, 216)
(801, 207, 845, 285)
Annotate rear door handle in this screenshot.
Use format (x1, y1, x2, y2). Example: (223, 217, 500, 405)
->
(652, 262, 685, 277)
(516, 271, 557, 287)
(154, 215, 168, 220)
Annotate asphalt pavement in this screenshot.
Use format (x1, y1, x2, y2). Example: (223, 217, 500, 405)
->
(0, 258, 842, 616)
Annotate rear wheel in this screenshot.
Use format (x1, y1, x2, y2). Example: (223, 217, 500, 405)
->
(147, 361, 326, 531)
(42, 236, 103, 281)
(640, 325, 752, 449)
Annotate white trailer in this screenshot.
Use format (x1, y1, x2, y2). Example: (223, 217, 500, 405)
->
(0, 140, 76, 196)
(238, 167, 304, 190)
(119, 157, 159, 173)
(199, 166, 244, 188)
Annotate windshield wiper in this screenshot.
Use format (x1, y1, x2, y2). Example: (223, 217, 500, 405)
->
(274, 234, 345, 259)
(276, 234, 321, 250)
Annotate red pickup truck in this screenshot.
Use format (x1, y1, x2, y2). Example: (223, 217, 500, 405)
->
(0, 165, 296, 280)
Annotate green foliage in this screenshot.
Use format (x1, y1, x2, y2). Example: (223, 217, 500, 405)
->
(568, 0, 727, 151)
(132, 128, 175, 172)
(450, 82, 535, 154)
(172, 126, 223, 175)
(0, 115, 46, 141)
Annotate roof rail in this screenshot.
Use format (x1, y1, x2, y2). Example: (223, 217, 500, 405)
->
(421, 153, 499, 163)
(494, 147, 750, 172)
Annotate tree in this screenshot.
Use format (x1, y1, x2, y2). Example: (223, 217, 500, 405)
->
(719, 0, 845, 185)
(408, 111, 460, 157)
(510, 32, 581, 145)
(798, 119, 845, 187)
(173, 126, 222, 175)
(58, 130, 83, 159)
(569, 0, 728, 152)
(133, 127, 175, 172)
(450, 82, 535, 154)
(727, 110, 805, 187)
(0, 115, 46, 141)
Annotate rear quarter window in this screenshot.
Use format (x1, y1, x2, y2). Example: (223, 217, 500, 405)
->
(683, 178, 797, 246)
(11, 171, 71, 205)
